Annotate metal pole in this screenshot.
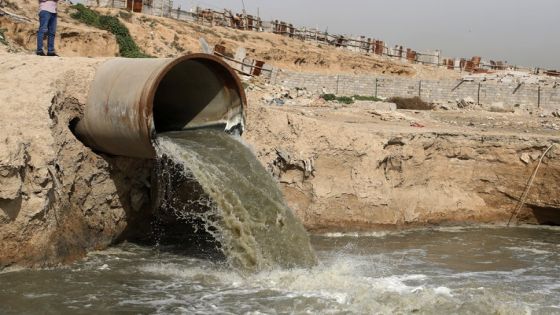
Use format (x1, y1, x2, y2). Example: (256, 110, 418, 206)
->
(336, 75, 340, 95)
(477, 82, 481, 105)
(374, 78, 378, 98)
(538, 85, 541, 108)
(418, 80, 422, 97)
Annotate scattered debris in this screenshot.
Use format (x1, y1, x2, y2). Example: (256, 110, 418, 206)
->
(457, 97, 476, 109)
(520, 153, 531, 164)
(270, 148, 315, 179)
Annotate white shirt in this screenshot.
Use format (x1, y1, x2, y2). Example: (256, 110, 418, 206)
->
(39, 0, 57, 14)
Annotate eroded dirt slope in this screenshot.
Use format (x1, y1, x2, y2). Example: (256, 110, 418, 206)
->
(1, 0, 458, 79)
(0, 54, 152, 268)
(244, 92, 560, 231)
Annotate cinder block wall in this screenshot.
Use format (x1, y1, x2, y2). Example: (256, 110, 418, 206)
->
(274, 71, 560, 110)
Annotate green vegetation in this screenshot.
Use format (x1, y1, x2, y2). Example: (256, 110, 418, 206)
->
(70, 4, 150, 58)
(321, 93, 336, 101)
(335, 96, 354, 104)
(0, 28, 7, 46)
(321, 94, 383, 104)
(387, 96, 434, 110)
(353, 95, 382, 102)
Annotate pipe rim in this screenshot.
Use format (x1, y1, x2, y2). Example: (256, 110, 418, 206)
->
(145, 53, 247, 138)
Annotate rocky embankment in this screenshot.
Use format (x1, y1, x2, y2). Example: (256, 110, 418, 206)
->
(244, 89, 560, 231)
(0, 54, 152, 268)
(1, 54, 559, 269)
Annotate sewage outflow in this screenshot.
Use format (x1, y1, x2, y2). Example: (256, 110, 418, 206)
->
(153, 129, 317, 272)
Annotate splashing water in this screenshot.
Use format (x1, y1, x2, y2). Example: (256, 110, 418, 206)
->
(2, 226, 559, 314)
(153, 129, 317, 272)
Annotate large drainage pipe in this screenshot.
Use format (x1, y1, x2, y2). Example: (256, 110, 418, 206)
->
(75, 54, 246, 158)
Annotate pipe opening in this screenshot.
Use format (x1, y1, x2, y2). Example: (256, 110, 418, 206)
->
(153, 58, 243, 133)
(76, 54, 245, 158)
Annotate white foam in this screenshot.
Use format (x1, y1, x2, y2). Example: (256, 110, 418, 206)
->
(320, 231, 392, 238)
(23, 293, 56, 298)
(505, 246, 551, 255)
(434, 286, 453, 297)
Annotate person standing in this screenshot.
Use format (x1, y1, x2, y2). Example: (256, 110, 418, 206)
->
(36, 0, 59, 56)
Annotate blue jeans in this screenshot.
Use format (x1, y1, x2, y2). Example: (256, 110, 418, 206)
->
(37, 10, 57, 54)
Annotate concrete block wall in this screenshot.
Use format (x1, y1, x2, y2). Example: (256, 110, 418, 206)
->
(274, 70, 560, 110)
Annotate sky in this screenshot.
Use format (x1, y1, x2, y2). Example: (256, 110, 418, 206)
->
(168, 0, 559, 69)
(76, 0, 559, 69)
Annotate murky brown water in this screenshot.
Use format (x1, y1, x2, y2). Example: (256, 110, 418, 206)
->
(154, 130, 316, 272)
(1, 226, 559, 314)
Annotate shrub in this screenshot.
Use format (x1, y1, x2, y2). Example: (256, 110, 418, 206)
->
(336, 96, 354, 104)
(320, 94, 355, 104)
(70, 4, 150, 58)
(387, 96, 433, 110)
(353, 95, 382, 102)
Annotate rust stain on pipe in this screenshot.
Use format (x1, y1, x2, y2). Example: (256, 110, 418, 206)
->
(75, 54, 246, 158)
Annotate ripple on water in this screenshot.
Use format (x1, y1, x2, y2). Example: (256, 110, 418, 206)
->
(1, 227, 558, 314)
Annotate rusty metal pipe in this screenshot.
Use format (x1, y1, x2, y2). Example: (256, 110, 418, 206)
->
(75, 54, 246, 158)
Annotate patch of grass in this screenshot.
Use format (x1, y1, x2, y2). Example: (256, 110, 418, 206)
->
(353, 95, 382, 102)
(336, 96, 354, 104)
(387, 96, 434, 110)
(320, 94, 355, 104)
(0, 28, 7, 46)
(70, 4, 150, 58)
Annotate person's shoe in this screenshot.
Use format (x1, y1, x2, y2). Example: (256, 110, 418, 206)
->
(46, 52, 59, 57)
(36, 51, 45, 56)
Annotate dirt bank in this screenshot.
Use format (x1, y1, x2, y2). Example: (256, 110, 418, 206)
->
(244, 90, 560, 231)
(0, 53, 152, 268)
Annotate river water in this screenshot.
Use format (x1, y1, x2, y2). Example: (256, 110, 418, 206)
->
(1, 226, 559, 314)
